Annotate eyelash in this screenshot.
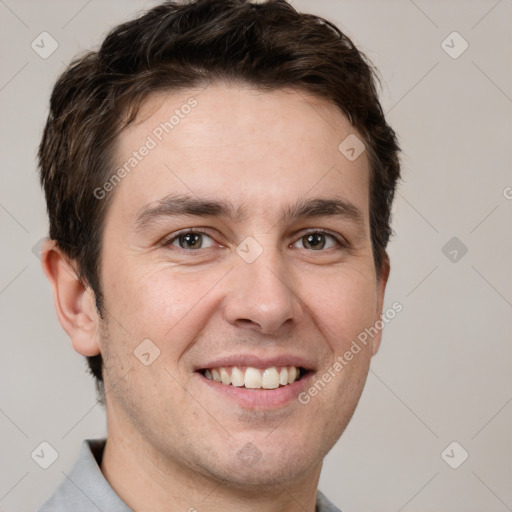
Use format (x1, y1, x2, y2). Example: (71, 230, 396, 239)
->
(163, 228, 349, 252)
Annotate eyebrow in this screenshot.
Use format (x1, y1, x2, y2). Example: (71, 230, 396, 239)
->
(134, 193, 364, 231)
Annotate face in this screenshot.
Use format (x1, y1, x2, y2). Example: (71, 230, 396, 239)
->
(96, 83, 388, 488)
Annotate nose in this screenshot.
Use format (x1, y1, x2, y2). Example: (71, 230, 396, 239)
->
(223, 244, 303, 335)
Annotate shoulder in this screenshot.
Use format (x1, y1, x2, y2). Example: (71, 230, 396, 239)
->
(36, 439, 132, 512)
(316, 489, 343, 512)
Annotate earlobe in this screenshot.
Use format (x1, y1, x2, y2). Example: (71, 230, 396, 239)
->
(41, 240, 101, 357)
(370, 255, 391, 356)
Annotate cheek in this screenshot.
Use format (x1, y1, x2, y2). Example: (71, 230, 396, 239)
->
(300, 263, 378, 349)
(101, 262, 225, 351)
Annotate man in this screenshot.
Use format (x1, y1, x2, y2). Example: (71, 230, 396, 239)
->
(37, 0, 400, 510)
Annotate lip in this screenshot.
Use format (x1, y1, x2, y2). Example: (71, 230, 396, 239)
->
(196, 370, 316, 408)
(194, 354, 316, 372)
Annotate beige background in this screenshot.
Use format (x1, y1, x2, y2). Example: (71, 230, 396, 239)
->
(1, 1, 511, 510)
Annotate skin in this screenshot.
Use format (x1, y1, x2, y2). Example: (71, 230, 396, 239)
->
(43, 82, 390, 512)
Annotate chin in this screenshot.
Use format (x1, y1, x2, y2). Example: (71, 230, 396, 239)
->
(216, 461, 312, 491)
(203, 439, 321, 490)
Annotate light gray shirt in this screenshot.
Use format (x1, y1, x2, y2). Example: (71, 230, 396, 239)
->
(37, 439, 342, 512)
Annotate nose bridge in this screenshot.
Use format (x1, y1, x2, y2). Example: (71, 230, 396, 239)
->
(224, 236, 302, 333)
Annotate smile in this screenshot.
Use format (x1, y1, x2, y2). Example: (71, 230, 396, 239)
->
(200, 366, 306, 390)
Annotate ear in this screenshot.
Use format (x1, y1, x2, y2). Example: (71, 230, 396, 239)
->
(370, 254, 391, 356)
(41, 239, 101, 357)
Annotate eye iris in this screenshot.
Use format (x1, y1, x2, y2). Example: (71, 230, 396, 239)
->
(179, 233, 202, 249)
(304, 233, 325, 250)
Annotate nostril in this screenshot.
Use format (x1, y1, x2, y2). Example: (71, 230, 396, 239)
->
(233, 318, 267, 332)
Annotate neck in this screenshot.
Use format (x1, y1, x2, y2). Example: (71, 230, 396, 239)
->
(101, 410, 322, 512)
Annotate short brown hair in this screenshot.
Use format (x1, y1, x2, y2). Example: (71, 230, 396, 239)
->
(38, 0, 400, 399)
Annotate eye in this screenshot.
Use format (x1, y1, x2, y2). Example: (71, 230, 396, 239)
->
(292, 230, 344, 251)
(167, 230, 216, 250)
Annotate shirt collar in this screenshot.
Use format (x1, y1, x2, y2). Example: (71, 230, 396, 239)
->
(38, 438, 132, 512)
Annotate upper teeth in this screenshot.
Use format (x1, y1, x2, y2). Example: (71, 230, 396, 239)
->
(204, 366, 300, 389)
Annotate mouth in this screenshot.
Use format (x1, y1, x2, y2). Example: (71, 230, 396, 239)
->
(194, 355, 316, 408)
(198, 365, 309, 390)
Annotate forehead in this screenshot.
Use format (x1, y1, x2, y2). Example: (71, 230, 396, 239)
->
(109, 82, 370, 223)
